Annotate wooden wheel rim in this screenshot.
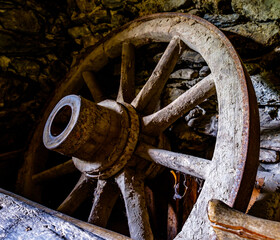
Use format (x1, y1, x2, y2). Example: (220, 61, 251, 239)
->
(17, 13, 260, 239)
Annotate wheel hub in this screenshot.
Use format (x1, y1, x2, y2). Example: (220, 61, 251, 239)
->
(43, 94, 140, 179)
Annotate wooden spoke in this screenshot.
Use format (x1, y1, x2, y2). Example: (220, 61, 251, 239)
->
(131, 36, 186, 114)
(135, 142, 211, 179)
(82, 71, 105, 102)
(88, 179, 120, 227)
(115, 168, 153, 240)
(0, 149, 24, 160)
(142, 74, 215, 135)
(32, 159, 76, 183)
(117, 42, 135, 103)
(57, 174, 95, 215)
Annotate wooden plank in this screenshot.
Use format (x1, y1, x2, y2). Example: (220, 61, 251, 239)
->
(208, 199, 280, 239)
(0, 188, 130, 240)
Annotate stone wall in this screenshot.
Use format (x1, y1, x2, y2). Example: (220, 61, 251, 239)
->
(0, 0, 280, 218)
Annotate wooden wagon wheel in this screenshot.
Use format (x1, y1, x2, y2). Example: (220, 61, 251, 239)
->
(17, 13, 260, 239)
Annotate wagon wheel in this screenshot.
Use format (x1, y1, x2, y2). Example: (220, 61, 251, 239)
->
(17, 13, 260, 239)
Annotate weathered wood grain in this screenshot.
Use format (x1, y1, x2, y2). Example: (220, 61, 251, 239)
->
(115, 168, 153, 240)
(208, 199, 280, 240)
(131, 36, 186, 114)
(0, 188, 130, 240)
(142, 74, 215, 135)
(88, 179, 120, 227)
(135, 142, 210, 179)
(117, 42, 135, 103)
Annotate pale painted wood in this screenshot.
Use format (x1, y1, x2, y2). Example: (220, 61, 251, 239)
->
(115, 168, 153, 240)
(32, 159, 76, 183)
(88, 179, 120, 227)
(135, 142, 211, 179)
(131, 36, 186, 114)
(142, 74, 215, 135)
(57, 174, 94, 215)
(208, 199, 280, 240)
(82, 71, 105, 102)
(117, 42, 135, 103)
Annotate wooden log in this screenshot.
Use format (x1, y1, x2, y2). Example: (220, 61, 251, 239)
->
(208, 199, 280, 240)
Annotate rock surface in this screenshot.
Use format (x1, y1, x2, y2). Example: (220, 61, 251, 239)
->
(223, 21, 280, 47)
(232, 0, 280, 21)
(193, 0, 232, 13)
(251, 72, 280, 105)
(0, 9, 40, 33)
(204, 13, 244, 28)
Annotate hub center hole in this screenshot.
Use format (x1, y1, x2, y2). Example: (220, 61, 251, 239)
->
(51, 105, 72, 136)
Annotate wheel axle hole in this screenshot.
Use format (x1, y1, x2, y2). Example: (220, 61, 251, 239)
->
(51, 105, 72, 137)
